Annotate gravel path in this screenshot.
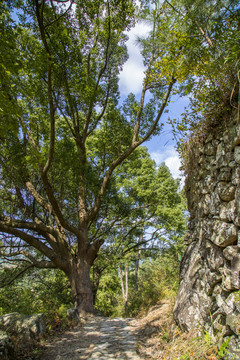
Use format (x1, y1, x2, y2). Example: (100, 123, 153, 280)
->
(39, 316, 143, 360)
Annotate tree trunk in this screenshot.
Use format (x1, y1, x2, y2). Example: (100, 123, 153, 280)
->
(68, 256, 95, 316)
(119, 263, 129, 314)
(119, 265, 125, 300)
(92, 265, 102, 306)
(124, 263, 128, 315)
(135, 234, 142, 293)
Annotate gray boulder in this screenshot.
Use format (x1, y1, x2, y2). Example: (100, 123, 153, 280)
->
(0, 312, 46, 345)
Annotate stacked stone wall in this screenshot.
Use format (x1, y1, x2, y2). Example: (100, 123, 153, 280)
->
(174, 113, 240, 355)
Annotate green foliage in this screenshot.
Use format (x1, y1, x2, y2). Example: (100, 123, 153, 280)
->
(170, 0, 239, 137)
(138, 0, 240, 148)
(129, 252, 181, 315)
(90, 155, 186, 317)
(0, 0, 188, 314)
(0, 267, 72, 316)
(94, 246, 183, 317)
(204, 331, 213, 346)
(94, 268, 122, 316)
(218, 337, 231, 358)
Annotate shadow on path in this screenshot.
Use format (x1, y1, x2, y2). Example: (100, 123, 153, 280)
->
(38, 316, 143, 360)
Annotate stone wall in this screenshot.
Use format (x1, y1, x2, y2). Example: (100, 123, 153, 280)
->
(174, 113, 240, 356)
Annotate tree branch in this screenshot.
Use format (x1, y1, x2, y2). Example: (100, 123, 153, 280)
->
(40, 173, 80, 237)
(136, 77, 176, 145)
(44, 1, 74, 29)
(164, 0, 214, 48)
(88, 78, 175, 222)
(0, 215, 60, 247)
(26, 181, 53, 214)
(0, 223, 55, 261)
(84, 2, 112, 140)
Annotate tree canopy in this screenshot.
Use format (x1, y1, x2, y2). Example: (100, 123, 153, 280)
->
(0, 0, 181, 314)
(1, 0, 238, 315)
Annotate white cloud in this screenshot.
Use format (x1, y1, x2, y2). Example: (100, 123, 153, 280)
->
(150, 151, 165, 165)
(119, 61, 145, 94)
(150, 147, 183, 180)
(165, 155, 182, 180)
(119, 22, 151, 95)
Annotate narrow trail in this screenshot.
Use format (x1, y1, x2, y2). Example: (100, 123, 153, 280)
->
(39, 316, 143, 360)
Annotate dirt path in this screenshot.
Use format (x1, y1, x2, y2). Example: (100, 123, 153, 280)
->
(39, 316, 143, 360)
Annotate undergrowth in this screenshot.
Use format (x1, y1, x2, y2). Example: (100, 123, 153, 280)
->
(136, 300, 229, 360)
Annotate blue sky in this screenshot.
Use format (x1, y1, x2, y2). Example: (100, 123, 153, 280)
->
(119, 22, 189, 180)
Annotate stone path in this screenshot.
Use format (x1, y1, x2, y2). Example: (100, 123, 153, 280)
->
(39, 316, 143, 360)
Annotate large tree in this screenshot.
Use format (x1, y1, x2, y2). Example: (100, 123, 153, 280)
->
(0, 0, 177, 314)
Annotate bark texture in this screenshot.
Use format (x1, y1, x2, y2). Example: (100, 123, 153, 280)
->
(68, 257, 95, 315)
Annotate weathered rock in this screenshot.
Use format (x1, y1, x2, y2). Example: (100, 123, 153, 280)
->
(225, 293, 239, 313)
(0, 331, 14, 360)
(205, 244, 225, 272)
(174, 287, 206, 331)
(231, 254, 240, 289)
(226, 313, 240, 336)
(219, 201, 235, 222)
(234, 146, 240, 164)
(174, 112, 240, 351)
(218, 167, 232, 182)
(217, 183, 236, 202)
(174, 241, 210, 330)
(0, 313, 46, 345)
(223, 246, 239, 261)
(216, 151, 234, 168)
(233, 124, 240, 146)
(202, 194, 211, 215)
(224, 125, 237, 147)
(235, 301, 240, 312)
(205, 143, 216, 156)
(232, 167, 240, 185)
(216, 143, 225, 162)
(213, 222, 237, 247)
(225, 336, 240, 360)
(210, 194, 221, 215)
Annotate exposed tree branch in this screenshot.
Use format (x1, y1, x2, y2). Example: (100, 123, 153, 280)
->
(84, 1, 112, 141)
(137, 78, 176, 145)
(25, 181, 53, 214)
(132, 54, 155, 144)
(87, 72, 112, 137)
(88, 78, 175, 222)
(0, 215, 59, 239)
(0, 223, 55, 261)
(40, 173, 80, 237)
(44, 1, 74, 29)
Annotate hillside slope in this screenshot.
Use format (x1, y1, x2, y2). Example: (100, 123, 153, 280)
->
(133, 300, 221, 360)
